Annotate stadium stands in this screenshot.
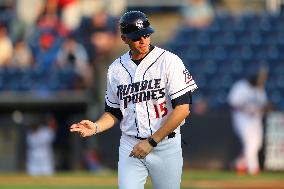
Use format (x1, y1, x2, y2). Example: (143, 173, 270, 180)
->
(166, 12, 284, 110)
(0, 67, 78, 91)
(0, 0, 283, 111)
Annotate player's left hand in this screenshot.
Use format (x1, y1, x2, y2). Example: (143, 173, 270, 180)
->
(129, 140, 153, 159)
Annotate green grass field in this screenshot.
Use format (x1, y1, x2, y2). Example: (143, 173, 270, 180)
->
(0, 170, 284, 189)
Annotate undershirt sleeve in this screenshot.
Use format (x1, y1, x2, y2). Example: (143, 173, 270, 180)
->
(104, 102, 123, 121)
(171, 91, 192, 109)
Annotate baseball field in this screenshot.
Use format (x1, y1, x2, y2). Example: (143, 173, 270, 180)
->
(0, 170, 284, 189)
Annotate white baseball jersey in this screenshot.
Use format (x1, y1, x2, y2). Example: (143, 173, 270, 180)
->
(228, 79, 268, 122)
(105, 46, 197, 138)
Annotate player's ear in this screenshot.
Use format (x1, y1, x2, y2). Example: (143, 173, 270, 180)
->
(121, 35, 128, 44)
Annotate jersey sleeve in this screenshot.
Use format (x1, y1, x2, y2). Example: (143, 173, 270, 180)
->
(105, 68, 120, 108)
(166, 55, 198, 100)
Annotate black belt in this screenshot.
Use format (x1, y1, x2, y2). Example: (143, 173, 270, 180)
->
(134, 132, 176, 140)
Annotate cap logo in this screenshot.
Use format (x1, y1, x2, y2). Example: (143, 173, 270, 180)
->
(135, 20, 144, 29)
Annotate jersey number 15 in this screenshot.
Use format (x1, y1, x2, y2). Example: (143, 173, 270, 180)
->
(154, 101, 168, 118)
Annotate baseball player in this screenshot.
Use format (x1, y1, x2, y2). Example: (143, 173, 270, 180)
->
(228, 68, 268, 175)
(26, 121, 56, 176)
(70, 11, 197, 189)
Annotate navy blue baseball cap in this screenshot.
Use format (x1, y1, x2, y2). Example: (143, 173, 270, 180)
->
(119, 11, 154, 40)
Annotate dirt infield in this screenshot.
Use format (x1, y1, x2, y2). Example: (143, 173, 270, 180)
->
(0, 171, 284, 189)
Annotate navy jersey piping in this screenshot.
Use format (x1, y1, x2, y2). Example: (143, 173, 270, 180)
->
(120, 57, 133, 83)
(106, 97, 120, 105)
(142, 51, 166, 135)
(169, 83, 196, 97)
(119, 57, 140, 136)
(142, 51, 166, 79)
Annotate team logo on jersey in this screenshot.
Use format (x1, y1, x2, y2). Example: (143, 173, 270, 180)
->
(135, 20, 144, 29)
(183, 69, 193, 84)
(117, 79, 166, 109)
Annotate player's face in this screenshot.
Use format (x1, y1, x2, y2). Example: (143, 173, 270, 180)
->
(122, 34, 151, 59)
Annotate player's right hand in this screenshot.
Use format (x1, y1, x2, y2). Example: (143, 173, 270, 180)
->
(129, 140, 153, 159)
(69, 120, 96, 137)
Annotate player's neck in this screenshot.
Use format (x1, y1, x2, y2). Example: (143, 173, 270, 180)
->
(130, 45, 154, 61)
(131, 51, 148, 60)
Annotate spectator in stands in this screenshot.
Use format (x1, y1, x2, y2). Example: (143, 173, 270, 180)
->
(32, 32, 61, 70)
(106, 0, 127, 17)
(12, 38, 33, 69)
(182, 0, 214, 28)
(56, 34, 93, 88)
(79, 0, 126, 18)
(56, 0, 81, 31)
(0, 0, 24, 42)
(75, 8, 118, 62)
(0, 23, 13, 67)
(16, 0, 44, 26)
(0, 0, 14, 27)
(36, 0, 69, 37)
(26, 117, 57, 176)
(228, 68, 268, 176)
(15, 0, 44, 39)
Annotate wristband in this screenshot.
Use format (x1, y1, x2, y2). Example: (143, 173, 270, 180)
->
(147, 137, 157, 147)
(93, 122, 99, 135)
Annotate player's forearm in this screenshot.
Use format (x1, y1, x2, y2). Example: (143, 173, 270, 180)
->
(151, 104, 190, 143)
(95, 112, 118, 133)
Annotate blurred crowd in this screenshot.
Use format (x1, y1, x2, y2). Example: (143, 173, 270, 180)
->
(182, 0, 215, 29)
(0, 0, 126, 91)
(0, 0, 127, 174)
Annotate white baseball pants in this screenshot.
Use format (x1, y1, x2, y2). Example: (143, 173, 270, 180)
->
(118, 133, 183, 189)
(233, 114, 263, 174)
